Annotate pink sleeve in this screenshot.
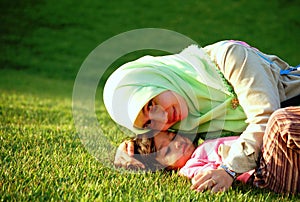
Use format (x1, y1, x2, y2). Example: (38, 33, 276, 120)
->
(179, 158, 220, 178)
(179, 136, 240, 179)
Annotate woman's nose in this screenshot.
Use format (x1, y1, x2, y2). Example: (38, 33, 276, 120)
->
(148, 105, 168, 123)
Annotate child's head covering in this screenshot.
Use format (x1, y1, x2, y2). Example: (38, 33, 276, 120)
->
(103, 45, 247, 136)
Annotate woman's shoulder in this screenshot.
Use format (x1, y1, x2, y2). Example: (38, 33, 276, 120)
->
(203, 40, 248, 54)
(203, 40, 251, 69)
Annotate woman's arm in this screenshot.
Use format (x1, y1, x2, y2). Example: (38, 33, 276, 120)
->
(205, 41, 281, 173)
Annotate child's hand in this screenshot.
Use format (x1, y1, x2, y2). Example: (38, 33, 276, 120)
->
(190, 169, 234, 193)
(114, 140, 145, 170)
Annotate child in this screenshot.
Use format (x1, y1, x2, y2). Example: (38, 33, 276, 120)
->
(129, 131, 253, 187)
(132, 131, 196, 171)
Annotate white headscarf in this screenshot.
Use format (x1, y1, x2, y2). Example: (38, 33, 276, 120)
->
(103, 45, 247, 135)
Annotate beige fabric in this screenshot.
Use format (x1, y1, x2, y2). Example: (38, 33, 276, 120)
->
(218, 144, 231, 160)
(204, 41, 300, 173)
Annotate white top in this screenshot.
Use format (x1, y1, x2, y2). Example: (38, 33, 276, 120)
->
(204, 41, 300, 172)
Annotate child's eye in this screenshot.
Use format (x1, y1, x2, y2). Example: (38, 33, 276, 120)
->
(165, 147, 171, 157)
(169, 132, 177, 141)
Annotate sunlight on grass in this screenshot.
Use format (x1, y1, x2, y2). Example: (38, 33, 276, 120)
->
(1, 87, 299, 201)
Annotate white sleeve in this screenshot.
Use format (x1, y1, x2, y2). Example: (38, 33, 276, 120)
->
(210, 42, 281, 173)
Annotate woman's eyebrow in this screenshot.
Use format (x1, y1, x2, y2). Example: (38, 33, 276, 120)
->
(141, 100, 152, 128)
(134, 104, 149, 129)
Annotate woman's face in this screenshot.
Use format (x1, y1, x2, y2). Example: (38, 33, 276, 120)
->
(153, 131, 195, 169)
(134, 91, 188, 131)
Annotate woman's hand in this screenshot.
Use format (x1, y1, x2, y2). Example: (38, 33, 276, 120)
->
(190, 169, 234, 193)
(114, 140, 145, 170)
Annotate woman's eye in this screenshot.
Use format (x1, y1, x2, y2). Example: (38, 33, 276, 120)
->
(144, 120, 152, 129)
(147, 100, 153, 110)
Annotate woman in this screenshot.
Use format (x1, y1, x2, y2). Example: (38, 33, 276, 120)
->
(103, 40, 300, 191)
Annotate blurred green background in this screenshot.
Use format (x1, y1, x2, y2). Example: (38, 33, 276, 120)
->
(1, 0, 299, 97)
(1, 0, 300, 200)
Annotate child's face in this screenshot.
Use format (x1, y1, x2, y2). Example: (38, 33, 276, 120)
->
(153, 131, 195, 169)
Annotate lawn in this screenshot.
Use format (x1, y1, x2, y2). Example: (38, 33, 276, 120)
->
(1, 0, 300, 201)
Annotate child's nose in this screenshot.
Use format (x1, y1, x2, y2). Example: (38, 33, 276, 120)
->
(174, 140, 182, 149)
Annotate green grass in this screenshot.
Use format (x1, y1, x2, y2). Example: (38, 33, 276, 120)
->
(1, 92, 300, 201)
(1, 0, 300, 201)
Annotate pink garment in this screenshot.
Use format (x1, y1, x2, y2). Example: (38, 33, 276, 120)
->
(179, 136, 254, 183)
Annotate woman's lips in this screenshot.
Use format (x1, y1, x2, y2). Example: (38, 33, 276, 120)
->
(174, 106, 178, 121)
(168, 106, 178, 123)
